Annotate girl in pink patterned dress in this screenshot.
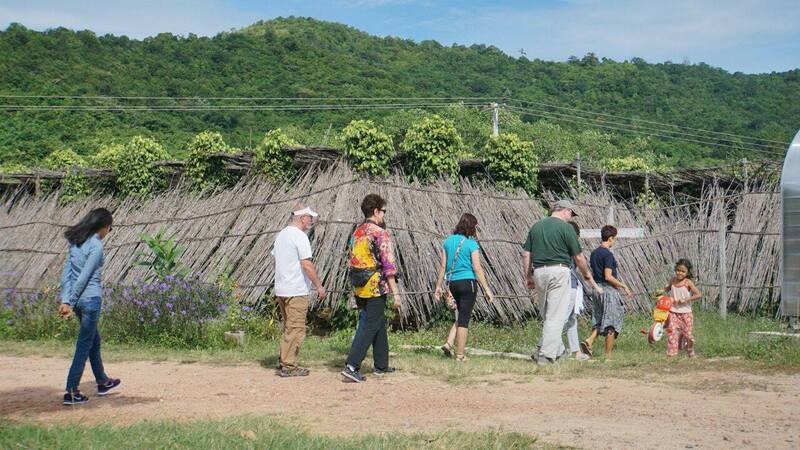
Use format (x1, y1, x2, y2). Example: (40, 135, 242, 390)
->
(664, 259, 702, 357)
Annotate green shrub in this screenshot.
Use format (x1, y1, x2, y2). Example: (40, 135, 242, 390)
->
(253, 129, 296, 182)
(342, 120, 394, 177)
(115, 136, 169, 197)
(603, 155, 653, 172)
(0, 288, 75, 340)
(134, 227, 190, 282)
(0, 163, 30, 174)
(185, 131, 235, 191)
(484, 133, 538, 193)
(89, 143, 124, 193)
(401, 115, 462, 182)
(101, 276, 230, 347)
(91, 143, 124, 168)
(43, 148, 90, 203)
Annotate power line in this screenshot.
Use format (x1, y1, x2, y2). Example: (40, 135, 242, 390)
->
(0, 102, 489, 112)
(504, 104, 784, 157)
(0, 95, 497, 101)
(508, 97, 788, 146)
(507, 101, 784, 152)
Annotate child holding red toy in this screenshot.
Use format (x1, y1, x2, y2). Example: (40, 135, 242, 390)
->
(664, 259, 702, 357)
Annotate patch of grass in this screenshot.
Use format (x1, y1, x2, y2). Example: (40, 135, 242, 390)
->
(1, 310, 797, 385)
(0, 416, 555, 449)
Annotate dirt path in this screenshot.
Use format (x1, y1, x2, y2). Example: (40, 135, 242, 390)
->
(1, 356, 799, 449)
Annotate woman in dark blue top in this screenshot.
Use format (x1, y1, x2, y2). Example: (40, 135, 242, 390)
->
(59, 208, 121, 405)
(581, 225, 633, 358)
(433, 213, 494, 361)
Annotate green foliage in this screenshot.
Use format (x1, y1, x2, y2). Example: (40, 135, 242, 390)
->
(253, 129, 297, 181)
(637, 187, 659, 209)
(0, 18, 797, 170)
(43, 148, 90, 203)
(484, 133, 538, 193)
(186, 131, 235, 191)
(115, 136, 169, 197)
(401, 115, 462, 182)
(134, 227, 190, 282)
(0, 289, 74, 340)
(0, 163, 29, 174)
(342, 119, 394, 177)
(603, 155, 653, 172)
(90, 143, 124, 168)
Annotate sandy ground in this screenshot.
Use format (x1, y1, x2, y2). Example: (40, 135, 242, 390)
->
(1, 355, 799, 449)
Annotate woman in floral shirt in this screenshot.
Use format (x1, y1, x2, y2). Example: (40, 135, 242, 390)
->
(342, 194, 402, 383)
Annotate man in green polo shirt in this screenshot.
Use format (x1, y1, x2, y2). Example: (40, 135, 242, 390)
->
(522, 200, 600, 365)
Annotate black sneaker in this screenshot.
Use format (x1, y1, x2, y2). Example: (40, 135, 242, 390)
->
(341, 365, 366, 383)
(278, 367, 310, 377)
(373, 367, 396, 376)
(97, 378, 121, 396)
(63, 391, 89, 405)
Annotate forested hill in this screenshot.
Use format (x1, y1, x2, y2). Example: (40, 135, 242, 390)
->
(1, 17, 798, 167)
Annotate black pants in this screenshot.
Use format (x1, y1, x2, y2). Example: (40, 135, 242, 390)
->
(346, 296, 389, 371)
(450, 279, 478, 328)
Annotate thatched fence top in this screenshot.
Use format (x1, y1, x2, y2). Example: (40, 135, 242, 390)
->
(0, 163, 782, 325)
(1, 146, 779, 199)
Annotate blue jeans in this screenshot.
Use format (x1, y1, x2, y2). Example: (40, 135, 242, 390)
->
(65, 297, 108, 392)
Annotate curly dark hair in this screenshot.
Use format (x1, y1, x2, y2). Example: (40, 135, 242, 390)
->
(675, 258, 694, 279)
(601, 225, 618, 242)
(453, 213, 478, 237)
(360, 193, 386, 218)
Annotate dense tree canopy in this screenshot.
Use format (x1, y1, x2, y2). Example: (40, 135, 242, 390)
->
(1, 17, 797, 169)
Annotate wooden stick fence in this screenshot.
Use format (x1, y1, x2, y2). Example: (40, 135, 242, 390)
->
(0, 163, 782, 325)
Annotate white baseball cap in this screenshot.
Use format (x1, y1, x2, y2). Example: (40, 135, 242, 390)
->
(293, 206, 319, 217)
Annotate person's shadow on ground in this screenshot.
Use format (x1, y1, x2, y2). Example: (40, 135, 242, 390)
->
(0, 385, 158, 416)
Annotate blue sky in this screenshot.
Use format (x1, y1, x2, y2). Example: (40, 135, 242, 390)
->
(1, 0, 798, 74)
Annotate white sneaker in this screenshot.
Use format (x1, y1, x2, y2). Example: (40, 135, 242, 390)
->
(574, 352, 590, 361)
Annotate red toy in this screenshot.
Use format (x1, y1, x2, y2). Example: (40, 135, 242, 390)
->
(641, 295, 673, 344)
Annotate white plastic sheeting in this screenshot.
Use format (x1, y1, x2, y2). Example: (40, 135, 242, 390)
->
(781, 130, 800, 318)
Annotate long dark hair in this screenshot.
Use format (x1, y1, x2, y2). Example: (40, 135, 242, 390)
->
(675, 258, 694, 279)
(64, 208, 113, 246)
(453, 213, 478, 238)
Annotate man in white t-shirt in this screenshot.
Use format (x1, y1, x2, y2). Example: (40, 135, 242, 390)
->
(272, 203, 326, 377)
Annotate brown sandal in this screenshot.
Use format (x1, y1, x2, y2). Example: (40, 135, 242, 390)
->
(580, 340, 593, 358)
(441, 343, 453, 358)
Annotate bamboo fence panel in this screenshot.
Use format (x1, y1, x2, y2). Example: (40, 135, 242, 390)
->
(0, 162, 782, 323)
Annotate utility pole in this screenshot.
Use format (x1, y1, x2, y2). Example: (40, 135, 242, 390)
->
(491, 102, 499, 137)
(742, 158, 749, 191)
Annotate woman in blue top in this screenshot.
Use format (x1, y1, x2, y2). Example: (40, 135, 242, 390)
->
(59, 208, 121, 405)
(433, 213, 494, 361)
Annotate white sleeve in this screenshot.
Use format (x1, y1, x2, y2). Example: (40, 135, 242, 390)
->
(296, 231, 313, 260)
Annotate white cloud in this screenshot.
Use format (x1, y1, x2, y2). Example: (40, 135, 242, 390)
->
(423, 0, 800, 72)
(0, 0, 254, 38)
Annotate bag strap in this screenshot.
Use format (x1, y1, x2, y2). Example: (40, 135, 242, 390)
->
(445, 237, 468, 283)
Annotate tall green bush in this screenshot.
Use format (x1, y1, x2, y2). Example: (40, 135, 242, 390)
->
(253, 129, 297, 182)
(342, 120, 394, 177)
(401, 115, 462, 182)
(484, 133, 538, 193)
(43, 148, 90, 203)
(116, 136, 169, 197)
(186, 131, 235, 191)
